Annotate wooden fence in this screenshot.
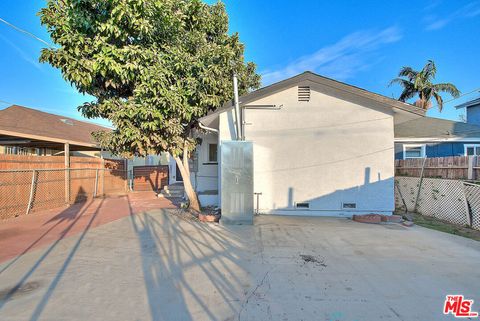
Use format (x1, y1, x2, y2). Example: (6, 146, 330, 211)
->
(132, 165, 169, 191)
(0, 155, 128, 220)
(0, 154, 125, 170)
(395, 156, 480, 180)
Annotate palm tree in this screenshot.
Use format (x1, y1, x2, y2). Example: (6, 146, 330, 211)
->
(389, 60, 460, 111)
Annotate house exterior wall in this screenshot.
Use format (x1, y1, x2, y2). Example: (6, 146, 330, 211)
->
(191, 132, 219, 206)
(128, 153, 169, 173)
(394, 142, 478, 159)
(217, 81, 395, 216)
(0, 146, 59, 156)
(466, 105, 480, 126)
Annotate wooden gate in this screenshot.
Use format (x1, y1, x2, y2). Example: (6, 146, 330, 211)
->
(132, 165, 168, 191)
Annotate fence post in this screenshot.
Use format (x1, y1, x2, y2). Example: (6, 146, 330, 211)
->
(64, 143, 70, 204)
(468, 156, 475, 180)
(413, 157, 427, 212)
(394, 180, 408, 213)
(101, 169, 105, 196)
(101, 157, 105, 196)
(26, 170, 37, 215)
(94, 168, 99, 198)
(461, 182, 473, 227)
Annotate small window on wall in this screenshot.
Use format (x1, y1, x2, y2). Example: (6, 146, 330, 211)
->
(465, 144, 480, 156)
(208, 144, 218, 163)
(403, 144, 425, 159)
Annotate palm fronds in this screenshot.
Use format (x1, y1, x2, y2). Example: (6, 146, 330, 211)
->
(389, 60, 460, 112)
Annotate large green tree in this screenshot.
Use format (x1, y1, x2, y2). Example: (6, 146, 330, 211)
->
(39, 0, 260, 211)
(389, 60, 460, 111)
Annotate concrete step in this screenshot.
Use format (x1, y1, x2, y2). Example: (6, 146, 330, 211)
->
(157, 192, 184, 199)
(163, 184, 185, 192)
(159, 190, 185, 197)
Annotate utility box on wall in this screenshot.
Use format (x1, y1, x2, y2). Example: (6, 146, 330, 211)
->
(220, 141, 254, 224)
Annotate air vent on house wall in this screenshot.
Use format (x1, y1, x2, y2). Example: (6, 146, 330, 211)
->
(342, 202, 357, 209)
(295, 202, 310, 209)
(298, 86, 311, 102)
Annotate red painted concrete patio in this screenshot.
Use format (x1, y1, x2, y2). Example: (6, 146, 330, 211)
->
(0, 192, 179, 263)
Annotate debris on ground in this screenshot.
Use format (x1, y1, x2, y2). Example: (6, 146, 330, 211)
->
(352, 214, 383, 224)
(402, 221, 415, 227)
(381, 215, 403, 223)
(198, 206, 221, 223)
(353, 214, 405, 225)
(169, 208, 199, 222)
(202, 206, 221, 216)
(299, 254, 327, 267)
(402, 212, 414, 222)
(198, 213, 221, 223)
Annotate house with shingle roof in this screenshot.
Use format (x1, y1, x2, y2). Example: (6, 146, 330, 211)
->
(394, 116, 480, 159)
(0, 105, 110, 156)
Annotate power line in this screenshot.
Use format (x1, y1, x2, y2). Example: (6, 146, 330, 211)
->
(430, 87, 480, 109)
(0, 17, 54, 48)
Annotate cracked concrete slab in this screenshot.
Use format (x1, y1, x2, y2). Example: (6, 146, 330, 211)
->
(0, 212, 479, 321)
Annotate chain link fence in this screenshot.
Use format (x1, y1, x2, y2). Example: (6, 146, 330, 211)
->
(0, 168, 129, 220)
(395, 176, 480, 230)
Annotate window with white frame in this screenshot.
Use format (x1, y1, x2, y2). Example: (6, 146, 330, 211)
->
(403, 144, 426, 159)
(4, 146, 30, 155)
(208, 144, 218, 163)
(464, 144, 480, 156)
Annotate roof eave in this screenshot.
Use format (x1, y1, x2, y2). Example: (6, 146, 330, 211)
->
(199, 71, 426, 124)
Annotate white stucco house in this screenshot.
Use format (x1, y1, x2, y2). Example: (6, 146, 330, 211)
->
(177, 71, 425, 216)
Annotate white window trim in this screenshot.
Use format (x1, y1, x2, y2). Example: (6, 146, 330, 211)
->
(403, 144, 426, 159)
(207, 143, 218, 163)
(464, 144, 480, 156)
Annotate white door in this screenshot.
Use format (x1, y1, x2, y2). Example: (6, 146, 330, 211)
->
(168, 155, 183, 184)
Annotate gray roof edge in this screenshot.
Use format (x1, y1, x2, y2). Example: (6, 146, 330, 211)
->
(454, 98, 480, 109)
(199, 71, 426, 123)
(394, 116, 480, 139)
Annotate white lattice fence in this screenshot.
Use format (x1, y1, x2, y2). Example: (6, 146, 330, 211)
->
(464, 184, 480, 230)
(416, 178, 469, 226)
(395, 177, 480, 230)
(395, 177, 420, 212)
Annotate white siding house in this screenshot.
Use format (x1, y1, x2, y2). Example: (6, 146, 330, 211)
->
(191, 72, 424, 216)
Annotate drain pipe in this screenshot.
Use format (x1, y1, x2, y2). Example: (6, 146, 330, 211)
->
(233, 74, 242, 141)
(198, 122, 219, 133)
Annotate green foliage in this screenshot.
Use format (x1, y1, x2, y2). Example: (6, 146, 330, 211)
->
(389, 60, 460, 111)
(39, 0, 260, 156)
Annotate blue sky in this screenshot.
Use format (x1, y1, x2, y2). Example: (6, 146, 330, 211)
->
(1, 0, 479, 126)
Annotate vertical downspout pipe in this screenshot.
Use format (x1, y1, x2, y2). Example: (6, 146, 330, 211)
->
(233, 74, 242, 141)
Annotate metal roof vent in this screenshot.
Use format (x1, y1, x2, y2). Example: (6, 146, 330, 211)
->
(295, 202, 310, 209)
(60, 119, 74, 125)
(342, 202, 357, 209)
(298, 86, 310, 102)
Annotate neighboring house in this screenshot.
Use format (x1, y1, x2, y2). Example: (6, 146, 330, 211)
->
(193, 71, 424, 216)
(394, 117, 480, 159)
(0, 105, 172, 173)
(455, 97, 480, 125)
(0, 105, 110, 156)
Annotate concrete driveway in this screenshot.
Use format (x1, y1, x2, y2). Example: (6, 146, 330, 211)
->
(0, 211, 479, 321)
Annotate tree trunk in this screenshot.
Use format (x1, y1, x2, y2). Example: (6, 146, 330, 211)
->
(174, 155, 201, 212)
